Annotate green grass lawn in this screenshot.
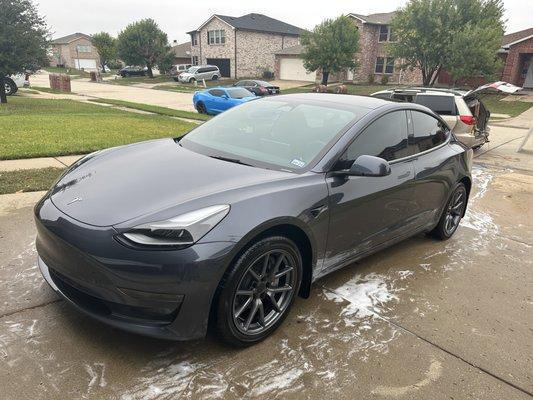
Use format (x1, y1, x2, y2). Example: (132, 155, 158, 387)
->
(0, 97, 196, 160)
(107, 75, 175, 86)
(480, 94, 532, 118)
(87, 98, 210, 121)
(0, 167, 64, 194)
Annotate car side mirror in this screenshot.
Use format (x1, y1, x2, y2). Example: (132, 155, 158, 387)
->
(222, 94, 229, 99)
(334, 155, 391, 177)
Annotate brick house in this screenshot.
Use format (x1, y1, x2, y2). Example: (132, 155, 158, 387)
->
(274, 12, 421, 84)
(499, 27, 533, 88)
(187, 13, 303, 79)
(49, 33, 100, 70)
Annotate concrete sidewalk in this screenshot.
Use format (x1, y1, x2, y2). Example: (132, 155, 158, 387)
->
(0, 155, 84, 172)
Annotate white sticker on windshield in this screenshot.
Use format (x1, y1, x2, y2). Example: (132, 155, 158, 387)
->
(290, 159, 306, 168)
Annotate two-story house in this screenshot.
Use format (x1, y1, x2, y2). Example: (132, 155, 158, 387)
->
(187, 13, 304, 79)
(49, 33, 100, 70)
(275, 12, 421, 84)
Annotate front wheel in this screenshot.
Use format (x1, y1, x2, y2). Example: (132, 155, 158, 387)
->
(196, 101, 206, 114)
(431, 183, 467, 240)
(189, 78, 196, 84)
(215, 236, 302, 346)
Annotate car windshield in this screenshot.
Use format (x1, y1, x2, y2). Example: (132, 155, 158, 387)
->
(187, 67, 199, 73)
(255, 81, 271, 87)
(227, 88, 253, 99)
(180, 99, 364, 171)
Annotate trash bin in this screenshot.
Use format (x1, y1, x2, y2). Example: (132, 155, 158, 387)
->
(90, 71, 97, 82)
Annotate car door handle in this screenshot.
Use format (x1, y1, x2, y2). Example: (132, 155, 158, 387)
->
(398, 171, 411, 179)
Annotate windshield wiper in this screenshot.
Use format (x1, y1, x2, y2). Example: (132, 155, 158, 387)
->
(209, 155, 253, 167)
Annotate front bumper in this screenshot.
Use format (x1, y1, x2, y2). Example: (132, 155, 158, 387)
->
(35, 196, 236, 340)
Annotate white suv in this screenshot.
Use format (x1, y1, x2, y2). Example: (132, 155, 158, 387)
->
(4, 74, 29, 95)
(371, 82, 521, 149)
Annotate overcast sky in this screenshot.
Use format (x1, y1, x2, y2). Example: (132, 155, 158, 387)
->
(37, 0, 532, 43)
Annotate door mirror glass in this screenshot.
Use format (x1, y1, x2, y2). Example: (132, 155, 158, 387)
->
(221, 94, 229, 99)
(348, 155, 391, 177)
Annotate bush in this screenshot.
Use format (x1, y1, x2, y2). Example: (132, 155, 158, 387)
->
(107, 59, 123, 70)
(380, 75, 389, 85)
(367, 74, 375, 84)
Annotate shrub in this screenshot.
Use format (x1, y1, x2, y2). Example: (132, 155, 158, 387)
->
(367, 73, 375, 84)
(380, 75, 389, 85)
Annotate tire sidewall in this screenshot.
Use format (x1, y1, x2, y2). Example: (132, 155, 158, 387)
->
(435, 183, 467, 239)
(217, 236, 302, 346)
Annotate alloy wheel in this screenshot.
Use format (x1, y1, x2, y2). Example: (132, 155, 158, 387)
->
(232, 250, 296, 335)
(443, 187, 466, 236)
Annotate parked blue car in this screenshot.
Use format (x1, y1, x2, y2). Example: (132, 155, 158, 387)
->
(193, 87, 257, 115)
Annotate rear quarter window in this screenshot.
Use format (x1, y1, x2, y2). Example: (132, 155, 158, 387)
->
(415, 95, 457, 115)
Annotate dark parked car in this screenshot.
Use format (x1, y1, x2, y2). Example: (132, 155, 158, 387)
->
(35, 94, 472, 346)
(118, 66, 147, 77)
(234, 80, 280, 96)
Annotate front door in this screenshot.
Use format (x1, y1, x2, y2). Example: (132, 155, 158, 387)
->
(524, 56, 533, 89)
(323, 110, 416, 273)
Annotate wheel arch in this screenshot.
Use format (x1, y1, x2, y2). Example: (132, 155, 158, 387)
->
(458, 175, 471, 217)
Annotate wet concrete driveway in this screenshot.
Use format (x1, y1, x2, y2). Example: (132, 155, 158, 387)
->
(1, 131, 532, 399)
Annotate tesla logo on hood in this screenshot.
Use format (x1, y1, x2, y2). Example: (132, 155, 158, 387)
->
(66, 197, 83, 205)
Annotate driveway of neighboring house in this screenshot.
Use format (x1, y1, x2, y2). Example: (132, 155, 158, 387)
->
(30, 71, 196, 112)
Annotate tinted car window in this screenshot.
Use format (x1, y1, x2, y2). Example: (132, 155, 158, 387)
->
(340, 111, 409, 165)
(415, 95, 456, 115)
(197, 68, 206, 73)
(409, 111, 449, 153)
(227, 88, 253, 99)
(235, 81, 246, 87)
(208, 89, 225, 97)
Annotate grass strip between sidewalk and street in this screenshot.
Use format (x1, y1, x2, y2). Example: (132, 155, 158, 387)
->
(0, 97, 196, 160)
(87, 98, 211, 121)
(0, 167, 64, 195)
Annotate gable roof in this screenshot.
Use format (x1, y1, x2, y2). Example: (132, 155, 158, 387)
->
(349, 12, 396, 25)
(191, 13, 304, 36)
(501, 27, 533, 48)
(51, 32, 92, 45)
(171, 42, 191, 58)
(275, 44, 305, 55)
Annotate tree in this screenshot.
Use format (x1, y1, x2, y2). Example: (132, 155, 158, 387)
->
(0, 0, 49, 103)
(301, 16, 360, 85)
(157, 50, 175, 75)
(390, 0, 504, 86)
(92, 32, 117, 72)
(117, 19, 169, 78)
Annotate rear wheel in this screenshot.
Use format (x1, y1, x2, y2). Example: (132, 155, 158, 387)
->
(4, 78, 17, 96)
(431, 183, 467, 240)
(212, 75, 219, 81)
(215, 236, 302, 347)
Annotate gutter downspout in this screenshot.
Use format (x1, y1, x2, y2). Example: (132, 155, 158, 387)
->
(234, 29, 237, 79)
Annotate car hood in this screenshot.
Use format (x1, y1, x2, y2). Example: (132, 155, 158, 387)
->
(50, 139, 289, 227)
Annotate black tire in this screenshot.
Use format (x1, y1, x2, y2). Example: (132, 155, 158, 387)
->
(215, 236, 302, 347)
(189, 78, 196, 84)
(4, 78, 17, 96)
(196, 102, 206, 114)
(173, 77, 179, 82)
(431, 183, 467, 240)
(212, 75, 219, 81)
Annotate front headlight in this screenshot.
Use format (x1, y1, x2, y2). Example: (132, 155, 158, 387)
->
(120, 205, 230, 248)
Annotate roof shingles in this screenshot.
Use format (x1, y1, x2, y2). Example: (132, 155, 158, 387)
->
(199, 13, 304, 36)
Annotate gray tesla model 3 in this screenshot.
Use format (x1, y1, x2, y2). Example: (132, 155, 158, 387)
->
(35, 93, 472, 346)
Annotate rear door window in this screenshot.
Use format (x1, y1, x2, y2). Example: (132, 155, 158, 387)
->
(414, 95, 457, 115)
(409, 111, 449, 153)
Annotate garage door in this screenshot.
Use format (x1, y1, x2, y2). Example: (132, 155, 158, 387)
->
(206, 58, 231, 77)
(74, 59, 97, 70)
(279, 57, 316, 82)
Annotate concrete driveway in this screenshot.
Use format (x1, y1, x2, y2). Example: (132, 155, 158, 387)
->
(0, 124, 532, 399)
(30, 72, 196, 112)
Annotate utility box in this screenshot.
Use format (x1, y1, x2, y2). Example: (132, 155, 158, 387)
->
(49, 73, 71, 92)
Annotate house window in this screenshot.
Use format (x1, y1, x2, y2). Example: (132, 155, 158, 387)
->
(192, 33, 198, 46)
(375, 57, 395, 74)
(76, 45, 91, 53)
(207, 30, 226, 45)
(379, 25, 393, 42)
(192, 56, 199, 65)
